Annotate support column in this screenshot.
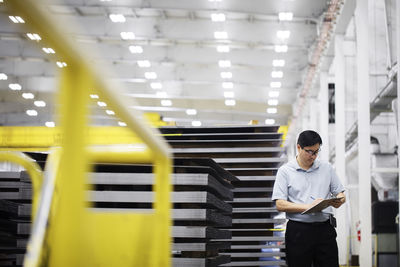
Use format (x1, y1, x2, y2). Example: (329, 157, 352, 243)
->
(355, 0, 373, 266)
(319, 72, 330, 161)
(308, 98, 318, 131)
(334, 34, 348, 265)
(396, 0, 400, 266)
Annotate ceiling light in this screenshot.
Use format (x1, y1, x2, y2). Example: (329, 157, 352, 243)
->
(192, 121, 202, 127)
(145, 72, 157, 79)
(97, 101, 107, 107)
(150, 82, 162, 89)
(274, 45, 288, 53)
(224, 91, 235, 98)
(156, 91, 167, 98)
(109, 14, 126, 23)
(225, 99, 236, 106)
(27, 33, 41, 41)
(34, 100, 46, 107)
(42, 47, 55, 54)
(267, 108, 277, 114)
(269, 91, 280, 98)
(22, 93, 34, 99)
(271, 71, 283, 78)
(222, 82, 233, 89)
(268, 99, 279, 106)
(270, 82, 282, 88)
(137, 60, 151, 68)
(129, 45, 143, 54)
(208, 0, 222, 2)
(90, 94, 99, 99)
(0, 73, 7, 80)
(272, 59, 285, 67)
(278, 12, 293, 21)
(56, 61, 67, 68)
(161, 99, 172, 106)
(26, 110, 38, 116)
(186, 109, 197, 115)
(214, 31, 228, 39)
(120, 32, 135, 40)
(220, 72, 232, 79)
(45, 121, 55, 127)
(106, 110, 115, 115)
(211, 13, 226, 22)
(9, 16, 24, 23)
(218, 60, 231, 68)
(217, 45, 230, 53)
(118, 121, 127, 127)
(265, 119, 275, 125)
(277, 30, 291, 39)
(9, 83, 21, 90)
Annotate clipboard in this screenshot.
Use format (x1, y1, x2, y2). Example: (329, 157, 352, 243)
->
(301, 197, 344, 214)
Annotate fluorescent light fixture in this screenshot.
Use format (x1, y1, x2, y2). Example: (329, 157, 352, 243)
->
(220, 72, 232, 79)
(109, 14, 126, 23)
(267, 107, 277, 114)
(274, 45, 288, 53)
(270, 82, 282, 88)
(27, 33, 41, 41)
(26, 110, 38, 116)
(271, 71, 283, 78)
(22, 93, 34, 99)
(211, 13, 226, 22)
(277, 30, 291, 39)
(272, 59, 285, 67)
(222, 82, 233, 89)
(9, 83, 21, 90)
(161, 99, 172, 106)
(144, 72, 157, 79)
(120, 32, 135, 40)
(214, 31, 228, 39)
(56, 61, 67, 68)
(137, 60, 151, 68)
(118, 121, 127, 127)
(208, 0, 222, 2)
(97, 101, 107, 107)
(42, 47, 55, 54)
(106, 110, 115, 115)
(156, 91, 167, 98)
(9, 16, 24, 23)
(129, 45, 143, 54)
(218, 60, 231, 68)
(150, 82, 162, 89)
(278, 12, 293, 21)
(269, 91, 280, 98)
(225, 99, 236, 106)
(268, 99, 279, 106)
(224, 91, 235, 98)
(0, 73, 7, 80)
(192, 121, 202, 127)
(45, 121, 55, 127)
(90, 94, 99, 99)
(186, 109, 197, 115)
(34, 100, 46, 107)
(265, 119, 275, 125)
(217, 45, 230, 53)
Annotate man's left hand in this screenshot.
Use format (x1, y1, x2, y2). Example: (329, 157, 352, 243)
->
(331, 192, 346, 208)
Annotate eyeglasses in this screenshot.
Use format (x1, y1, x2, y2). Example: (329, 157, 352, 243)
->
(302, 147, 321, 156)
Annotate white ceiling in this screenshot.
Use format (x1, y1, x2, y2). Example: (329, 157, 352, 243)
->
(0, 0, 332, 127)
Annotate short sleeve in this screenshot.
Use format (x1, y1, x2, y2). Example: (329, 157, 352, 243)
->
(329, 164, 345, 195)
(272, 167, 289, 201)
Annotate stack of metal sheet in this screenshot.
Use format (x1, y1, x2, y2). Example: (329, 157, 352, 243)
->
(161, 126, 287, 266)
(89, 157, 237, 267)
(0, 171, 32, 266)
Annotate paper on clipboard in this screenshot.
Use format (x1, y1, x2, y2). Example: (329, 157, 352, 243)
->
(301, 197, 344, 214)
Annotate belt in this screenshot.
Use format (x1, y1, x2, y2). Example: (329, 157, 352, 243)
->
(290, 219, 329, 226)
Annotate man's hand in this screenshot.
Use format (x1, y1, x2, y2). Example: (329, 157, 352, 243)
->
(331, 192, 346, 208)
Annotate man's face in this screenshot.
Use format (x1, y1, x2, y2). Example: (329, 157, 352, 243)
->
(297, 143, 320, 166)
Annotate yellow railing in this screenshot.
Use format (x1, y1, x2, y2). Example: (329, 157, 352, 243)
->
(4, 0, 172, 266)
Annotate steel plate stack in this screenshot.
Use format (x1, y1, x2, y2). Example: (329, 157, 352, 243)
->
(160, 125, 287, 266)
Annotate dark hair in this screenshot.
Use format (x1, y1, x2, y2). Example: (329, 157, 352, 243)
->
(297, 130, 322, 148)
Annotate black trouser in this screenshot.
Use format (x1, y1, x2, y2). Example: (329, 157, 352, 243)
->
(285, 220, 339, 267)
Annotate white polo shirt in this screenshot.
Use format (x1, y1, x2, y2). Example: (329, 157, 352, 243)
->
(272, 158, 345, 223)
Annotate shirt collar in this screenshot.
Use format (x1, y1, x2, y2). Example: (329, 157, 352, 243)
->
(293, 157, 320, 171)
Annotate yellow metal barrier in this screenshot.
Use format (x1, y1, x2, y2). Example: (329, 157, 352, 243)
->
(5, 0, 172, 266)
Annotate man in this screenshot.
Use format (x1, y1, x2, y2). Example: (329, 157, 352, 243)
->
(272, 130, 345, 267)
